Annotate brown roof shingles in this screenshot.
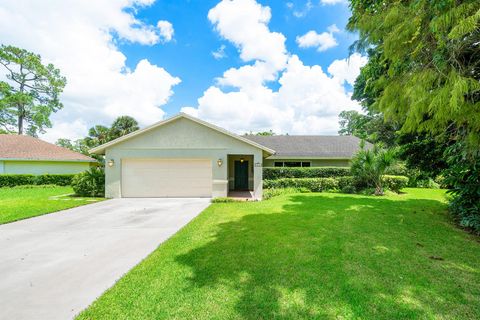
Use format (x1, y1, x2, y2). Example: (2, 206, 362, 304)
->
(0, 134, 96, 162)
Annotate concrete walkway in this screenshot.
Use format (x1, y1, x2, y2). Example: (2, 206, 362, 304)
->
(0, 198, 211, 320)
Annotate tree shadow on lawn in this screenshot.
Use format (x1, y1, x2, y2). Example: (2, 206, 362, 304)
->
(176, 194, 480, 319)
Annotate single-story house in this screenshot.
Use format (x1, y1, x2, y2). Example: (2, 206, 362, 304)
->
(245, 135, 362, 167)
(0, 134, 96, 175)
(90, 113, 365, 199)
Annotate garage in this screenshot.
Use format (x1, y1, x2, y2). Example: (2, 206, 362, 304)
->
(89, 113, 273, 199)
(121, 159, 212, 197)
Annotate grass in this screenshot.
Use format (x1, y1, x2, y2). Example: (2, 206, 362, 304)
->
(78, 188, 480, 320)
(0, 186, 104, 224)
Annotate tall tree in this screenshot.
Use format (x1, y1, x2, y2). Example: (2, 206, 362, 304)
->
(347, 0, 480, 145)
(0, 45, 66, 135)
(347, 0, 480, 231)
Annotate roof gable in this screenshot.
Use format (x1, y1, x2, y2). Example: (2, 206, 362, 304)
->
(89, 113, 275, 155)
(0, 134, 96, 162)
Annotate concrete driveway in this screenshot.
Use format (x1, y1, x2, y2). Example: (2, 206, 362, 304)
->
(0, 198, 211, 320)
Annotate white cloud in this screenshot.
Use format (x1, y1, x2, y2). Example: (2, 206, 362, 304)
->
(296, 24, 340, 52)
(327, 53, 368, 86)
(182, 0, 367, 135)
(183, 55, 362, 135)
(292, 0, 314, 18)
(157, 20, 174, 42)
(320, 0, 347, 5)
(212, 44, 227, 59)
(0, 0, 180, 142)
(208, 0, 288, 71)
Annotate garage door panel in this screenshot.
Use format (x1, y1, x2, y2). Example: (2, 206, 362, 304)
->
(122, 159, 212, 197)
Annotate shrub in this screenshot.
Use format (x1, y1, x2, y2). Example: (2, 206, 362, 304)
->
(32, 174, 73, 186)
(264, 178, 338, 192)
(414, 178, 440, 189)
(263, 187, 311, 200)
(263, 167, 350, 180)
(336, 176, 363, 193)
(72, 168, 105, 197)
(444, 142, 480, 233)
(0, 174, 74, 187)
(351, 143, 397, 195)
(382, 175, 409, 193)
(385, 162, 409, 176)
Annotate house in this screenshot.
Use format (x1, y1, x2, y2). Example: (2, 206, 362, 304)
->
(0, 134, 96, 175)
(90, 113, 365, 199)
(245, 135, 363, 167)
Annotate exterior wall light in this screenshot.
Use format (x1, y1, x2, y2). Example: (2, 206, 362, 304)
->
(107, 159, 115, 167)
(240, 157, 245, 163)
(217, 158, 223, 167)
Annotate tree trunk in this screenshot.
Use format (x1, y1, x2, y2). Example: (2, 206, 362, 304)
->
(374, 179, 384, 196)
(17, 108, 23, 135)
(18, 81, 25, 135)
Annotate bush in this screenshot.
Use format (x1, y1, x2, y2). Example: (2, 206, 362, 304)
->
(336, 176, 364, 193)
(350, 143, 397, 195)
(264, 178, 338, 192)
(381, 175, 409, 193)
(444, 142, 480, 233)
(263, 167, 350, 180)
(0, 174, 74, 187)
(32, 174, 73, 186)
(72, 168, 105, 197)
(263, 187, 311, 200)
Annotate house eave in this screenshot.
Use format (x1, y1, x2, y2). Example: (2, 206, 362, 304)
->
(89, 113, 276, 156)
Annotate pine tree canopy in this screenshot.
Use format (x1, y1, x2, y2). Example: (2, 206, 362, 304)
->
(348, 0, 480, 145)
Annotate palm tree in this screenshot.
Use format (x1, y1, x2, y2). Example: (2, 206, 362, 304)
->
(85, 125, 110, 147)
(109, 116, 139, 140)
(351, 142, 397, 195)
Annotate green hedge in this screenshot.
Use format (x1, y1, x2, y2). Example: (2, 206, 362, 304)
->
(0, 174, 74, 187)
(264, 175, 408, 194)
(264, 178, 339, 192)
(263, 167, 350, 180)
(382, 175, 409, 193)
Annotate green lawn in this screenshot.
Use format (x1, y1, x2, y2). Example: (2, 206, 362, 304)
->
(78, 189, 480, 320)
(0, 186, 103, 224)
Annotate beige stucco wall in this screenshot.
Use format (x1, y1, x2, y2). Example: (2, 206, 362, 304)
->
(2, 160, 91, 175)
(263, 158, 350, 167)
(103, 117, 265, 199)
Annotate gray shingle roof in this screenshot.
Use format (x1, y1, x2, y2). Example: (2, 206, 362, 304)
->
(244, 135, 369, 158)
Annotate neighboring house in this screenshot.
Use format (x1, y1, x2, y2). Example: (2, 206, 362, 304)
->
(0, 134, 96, 175)
(90, 113, 366, 199)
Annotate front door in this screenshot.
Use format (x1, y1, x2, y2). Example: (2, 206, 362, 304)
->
(234, 160, 249, 190)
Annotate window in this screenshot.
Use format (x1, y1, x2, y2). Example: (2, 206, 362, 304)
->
(274, 161, 311, 167)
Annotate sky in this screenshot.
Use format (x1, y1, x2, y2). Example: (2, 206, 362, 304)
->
(0, 0, 367, 142)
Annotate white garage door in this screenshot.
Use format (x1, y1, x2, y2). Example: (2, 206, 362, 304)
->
(121, 159, 212, 198)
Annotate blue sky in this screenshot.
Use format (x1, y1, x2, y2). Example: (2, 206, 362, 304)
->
(121, 0, 356, 116)
(0, 0, 366, 141)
